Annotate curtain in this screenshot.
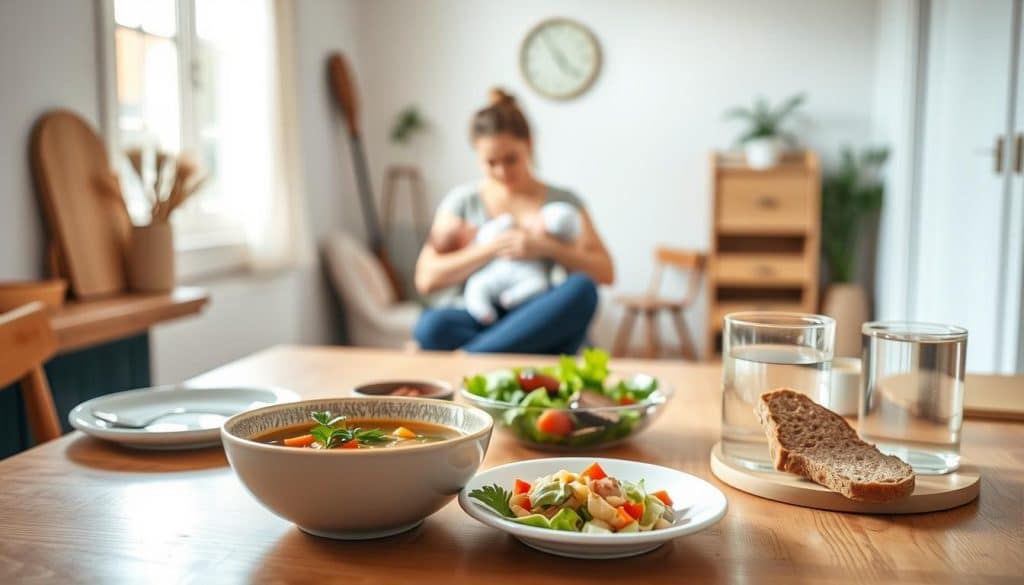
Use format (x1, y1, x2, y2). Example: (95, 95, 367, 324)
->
(207, 0, 312, 271)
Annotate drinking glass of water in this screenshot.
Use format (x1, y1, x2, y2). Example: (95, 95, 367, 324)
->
(859, 322, 967, 475)
(721, 312, 835, 471)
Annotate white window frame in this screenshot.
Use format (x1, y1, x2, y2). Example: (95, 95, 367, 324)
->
(96, 0, 248, 281)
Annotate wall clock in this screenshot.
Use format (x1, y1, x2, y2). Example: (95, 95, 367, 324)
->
(520, 18, 602, 100)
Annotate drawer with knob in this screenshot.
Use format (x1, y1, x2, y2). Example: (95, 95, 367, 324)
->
(716, 175, 813, 233)
(714, 254, 809, 286)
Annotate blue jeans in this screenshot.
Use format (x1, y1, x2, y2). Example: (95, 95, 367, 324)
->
(414, 273, 598, 354)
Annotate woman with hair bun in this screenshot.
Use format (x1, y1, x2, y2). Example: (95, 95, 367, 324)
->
(413, 88, 614, 354)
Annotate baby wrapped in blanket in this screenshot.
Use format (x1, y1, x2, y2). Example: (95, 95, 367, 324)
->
(431, 202, 581, 324)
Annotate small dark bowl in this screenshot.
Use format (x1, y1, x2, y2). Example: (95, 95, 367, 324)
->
(352, 379, 454, 401)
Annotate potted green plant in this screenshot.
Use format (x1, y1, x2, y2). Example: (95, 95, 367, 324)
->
(390, 106, 425, 145)
(724, 93, 806, 169)
(820, 146, 889, 356)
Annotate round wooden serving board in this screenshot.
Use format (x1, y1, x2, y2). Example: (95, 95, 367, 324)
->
(709, 442, 980, 514)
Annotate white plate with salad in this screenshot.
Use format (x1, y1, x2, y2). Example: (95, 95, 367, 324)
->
(460, 349, 673, 450)
(459, 457, 727, 559)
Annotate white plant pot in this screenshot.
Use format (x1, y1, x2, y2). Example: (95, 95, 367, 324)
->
(744, 137, 782, 170)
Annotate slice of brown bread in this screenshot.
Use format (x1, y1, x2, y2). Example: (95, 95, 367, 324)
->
(755, 388, 915, 503)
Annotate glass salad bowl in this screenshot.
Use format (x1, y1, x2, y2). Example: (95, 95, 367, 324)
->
(459, 350, 673, 450)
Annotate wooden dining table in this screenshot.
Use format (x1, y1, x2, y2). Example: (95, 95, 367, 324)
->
(0, 346, 1020, 584)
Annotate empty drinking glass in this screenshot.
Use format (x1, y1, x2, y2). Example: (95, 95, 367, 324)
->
(721, 312, 835, 471)
(859, 322, 967, 475)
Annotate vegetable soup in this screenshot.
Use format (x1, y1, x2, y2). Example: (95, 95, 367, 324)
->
(252, 411, 460, 449)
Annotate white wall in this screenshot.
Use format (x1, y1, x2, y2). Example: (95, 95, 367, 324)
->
(356, 0, 882, 353)
(288, 0, 367, 351)
(0, 0, 101, 280)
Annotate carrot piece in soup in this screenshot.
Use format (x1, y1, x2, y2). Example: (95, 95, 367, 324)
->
(514, 479, 532, 495)
(536, 410, 573, 436)
(340, 439, 359, 449)
(580, 462, 607, 480)
(283, 434, 315, 447)
(393, 426, 417, 439)
(651, 490, 674, 506)
(622, 501, 644, 521)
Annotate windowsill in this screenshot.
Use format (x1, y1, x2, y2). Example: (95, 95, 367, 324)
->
(176, 236, 248, 283)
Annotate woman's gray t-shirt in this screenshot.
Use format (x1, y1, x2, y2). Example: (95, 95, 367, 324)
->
(431, 183, 585, 306)
(435, 183, 584, 227)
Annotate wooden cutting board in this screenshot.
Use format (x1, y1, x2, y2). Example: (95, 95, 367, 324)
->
(710, 442, 981, 514)
(31, 111, 131, 298)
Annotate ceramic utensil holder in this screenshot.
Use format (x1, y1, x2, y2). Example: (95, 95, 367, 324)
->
(128, 224, 175, 292)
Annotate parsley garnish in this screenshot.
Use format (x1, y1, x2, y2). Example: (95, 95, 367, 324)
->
(468, 484, 514, 517)
(309, 411, 392, 449)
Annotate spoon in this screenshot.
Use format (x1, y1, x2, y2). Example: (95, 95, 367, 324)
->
(91, 407, 239, 429)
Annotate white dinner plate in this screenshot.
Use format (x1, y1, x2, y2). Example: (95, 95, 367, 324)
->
(69, 385, 298, 450)
(459, 457, 728, 559)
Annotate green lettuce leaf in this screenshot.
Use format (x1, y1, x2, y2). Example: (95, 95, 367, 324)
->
(622, 479, 647, 504)
(512, 508, 582, 532)
(529, 478, 572, 509)
(607, 373, 659, 403)
(519, 388, 554, 408)
(464, 375, 488, 398)
(579, 348, 610, 386)
(640, 495, 665, 529)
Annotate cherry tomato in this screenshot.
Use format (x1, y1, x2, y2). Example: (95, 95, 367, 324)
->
(536, 409, 573, 436)
(517, 370, 560, 394)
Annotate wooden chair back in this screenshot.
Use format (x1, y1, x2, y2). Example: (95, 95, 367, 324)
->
(0, 302, 62, 444)
(647, 247, 706, 306)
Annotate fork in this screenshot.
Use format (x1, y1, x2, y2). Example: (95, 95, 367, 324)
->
(91, 407, 239, 429)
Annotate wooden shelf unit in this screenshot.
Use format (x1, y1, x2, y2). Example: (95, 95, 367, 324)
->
(705, 151, 821, 356)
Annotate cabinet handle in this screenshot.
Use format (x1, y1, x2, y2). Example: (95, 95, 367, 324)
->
(995, 136, 1005, 174)
(756, 195, 779, 209)
(1015, 134, 1023, 174)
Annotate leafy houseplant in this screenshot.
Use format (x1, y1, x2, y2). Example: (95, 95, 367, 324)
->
(820, 146, 888, 357)
(821, 146, 889, 283)
(390, 106, 425, 145)
(724, 94, 806, 169)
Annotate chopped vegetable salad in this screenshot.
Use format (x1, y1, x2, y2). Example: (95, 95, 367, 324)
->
(468, 462, 675, 534)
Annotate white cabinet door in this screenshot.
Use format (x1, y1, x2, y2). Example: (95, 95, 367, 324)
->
(1008, 4, 1024, 372)
(913, 0, 1019, 372)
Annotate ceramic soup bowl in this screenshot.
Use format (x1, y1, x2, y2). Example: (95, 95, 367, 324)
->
(221, 397, 493, 539)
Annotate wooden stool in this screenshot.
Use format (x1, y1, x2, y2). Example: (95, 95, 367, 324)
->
(612, 248, 706, 360)
(0, 302, 62, 444)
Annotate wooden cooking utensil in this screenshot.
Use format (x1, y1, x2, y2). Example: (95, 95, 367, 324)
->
(327, 52, 403, 300)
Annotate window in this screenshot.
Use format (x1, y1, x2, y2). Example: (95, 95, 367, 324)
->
(103, 0, 303, 277)
(106, 0, 277, 273)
